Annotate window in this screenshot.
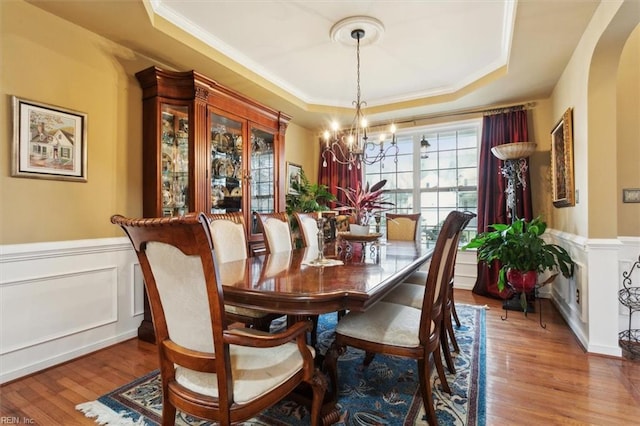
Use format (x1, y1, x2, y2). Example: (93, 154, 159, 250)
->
(365, 119, 480, 245)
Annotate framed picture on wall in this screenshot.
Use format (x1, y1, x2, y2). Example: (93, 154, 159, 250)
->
(286, 162, 303, 195)
(550, 107, 575, 207)
(12, 96, 88, 182)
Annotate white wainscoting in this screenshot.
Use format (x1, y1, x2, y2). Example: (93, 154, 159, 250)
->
(2, 234, 633, 382)
(0, 237, 143, 384)
(453, 250, 478, 291)
(546, 230, 636, 357)
(618, 237, 640, 337)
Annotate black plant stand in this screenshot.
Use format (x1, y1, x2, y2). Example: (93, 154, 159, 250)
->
(619, 255, 640, 359)
(501, 289, 546, 329)
(501, 282, 551, 329)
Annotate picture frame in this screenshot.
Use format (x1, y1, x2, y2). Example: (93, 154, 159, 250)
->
(550, 107, 574, 207)
(623, 188, 640, 203)
(286, 162, 303, 195)
(12, 96, 87, 182)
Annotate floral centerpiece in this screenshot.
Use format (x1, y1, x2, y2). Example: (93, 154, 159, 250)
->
(336, 179, 394, 234)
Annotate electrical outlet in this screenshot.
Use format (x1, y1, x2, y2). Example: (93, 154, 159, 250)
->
(576, 288, 580, 305)
(575, 189, 579, 204)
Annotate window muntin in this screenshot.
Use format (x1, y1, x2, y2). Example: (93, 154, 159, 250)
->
(365, 120, 480, 245)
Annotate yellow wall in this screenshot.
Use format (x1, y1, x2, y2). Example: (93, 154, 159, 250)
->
(2, 0, 637, 245)
(0, 1, 318, 245)
(526, 99, 554, 223)
(617, 25, 640, 236)
(550, 1, 639, 238)
(284, 124, 318, 183)
(1, 1, 146, 244)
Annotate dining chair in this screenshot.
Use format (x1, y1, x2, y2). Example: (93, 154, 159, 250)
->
(382, 212, 476, 373)
(293, 212, 320, 250)
(385, 212, 421, 241)
(205, 212, 283, 332)
(324, 210, 474, 426)
(254, 212, 293, 253)
(111, 213, 326, 426)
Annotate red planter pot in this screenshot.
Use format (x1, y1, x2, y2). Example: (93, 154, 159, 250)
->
(506, 269, 537, 292)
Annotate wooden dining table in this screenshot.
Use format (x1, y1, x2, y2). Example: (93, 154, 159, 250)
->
(218, 238, 434, 425)
(218, 239, 435, 316)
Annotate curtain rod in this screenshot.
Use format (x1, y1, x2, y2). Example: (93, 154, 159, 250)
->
(372, 101, 536, 129)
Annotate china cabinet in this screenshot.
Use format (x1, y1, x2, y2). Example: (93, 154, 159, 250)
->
(136, 66, 290, 342)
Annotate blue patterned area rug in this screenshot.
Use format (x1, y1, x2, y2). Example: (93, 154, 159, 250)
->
(77, 304, 486, 425)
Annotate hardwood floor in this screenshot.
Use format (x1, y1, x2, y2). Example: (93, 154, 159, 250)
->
(2, 290, 640, 425)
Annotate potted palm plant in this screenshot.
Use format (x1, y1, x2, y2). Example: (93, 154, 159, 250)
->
(336, 179, 394, 235)
(285, 170, 336, 247)
(285, 170, 336, 215)
(463, 216, 575, 309)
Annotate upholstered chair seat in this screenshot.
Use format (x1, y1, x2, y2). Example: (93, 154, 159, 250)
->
(402, 270, 428, 285)
(175, 327, 314, 404)
(382, 283, 425, 309)
(335, 301, 434, 347)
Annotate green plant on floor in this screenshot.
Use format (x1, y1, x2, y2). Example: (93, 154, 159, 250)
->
(463, 216, 575, 309)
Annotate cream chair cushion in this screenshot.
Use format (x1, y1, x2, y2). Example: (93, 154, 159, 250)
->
(209, 220, 247, 263)
(208, 220, 268, 318)
(382, 283, 424, 309)
(335, 301, 434, 348)
(147, 242, 214, 352)
(263, 217, 293, 252)
(299, 215, 320, 249)
(402, 270, 428, 286)
(176, 328, 315, 404)
(387, 217, 418, 241)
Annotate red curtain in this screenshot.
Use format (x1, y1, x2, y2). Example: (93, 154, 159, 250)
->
(317, 139, 362, 208)
(472, 109, 533, 299)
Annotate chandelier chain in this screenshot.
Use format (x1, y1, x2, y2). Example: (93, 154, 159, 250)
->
(355, 31, 361, 108)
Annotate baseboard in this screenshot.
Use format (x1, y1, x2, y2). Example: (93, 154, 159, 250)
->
(1, 330, 138, 384)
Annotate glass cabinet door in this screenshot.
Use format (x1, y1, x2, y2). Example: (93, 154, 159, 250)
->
(249, 127, 276, 234)
(161, 104, 189, 217)
(210, 112, 243, 214)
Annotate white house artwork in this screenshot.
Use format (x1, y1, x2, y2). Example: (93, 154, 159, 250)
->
(30, 123, 75, 166)
(13, 96, 87, 181)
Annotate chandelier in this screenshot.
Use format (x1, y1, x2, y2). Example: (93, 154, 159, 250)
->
(322, 19, 399, 170)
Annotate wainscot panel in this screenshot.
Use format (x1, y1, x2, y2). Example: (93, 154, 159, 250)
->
(0, 238, 142, 383)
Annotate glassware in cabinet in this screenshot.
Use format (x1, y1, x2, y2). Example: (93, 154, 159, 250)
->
(210, 112, 243, 214)
(161, 105, 189, 217)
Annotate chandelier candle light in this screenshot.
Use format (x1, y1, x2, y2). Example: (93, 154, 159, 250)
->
(322, 17, 400, 170)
